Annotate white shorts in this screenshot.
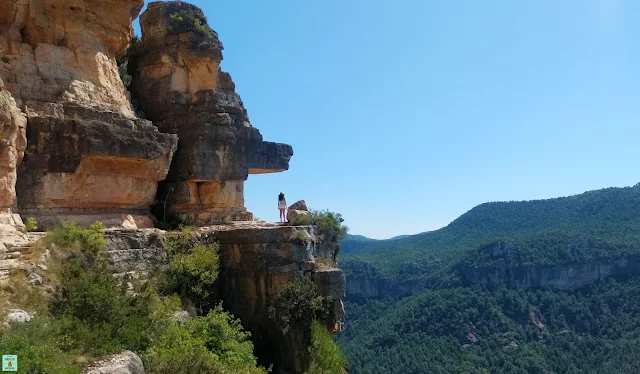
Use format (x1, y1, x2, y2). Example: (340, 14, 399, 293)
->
(278, 202, 286, 209)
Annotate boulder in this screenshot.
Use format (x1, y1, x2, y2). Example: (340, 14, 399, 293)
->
(288, 210, 312, 226)
(83, 351, 145, 374)
(288, 200, 309, 212)
(5, 309, 31, 324)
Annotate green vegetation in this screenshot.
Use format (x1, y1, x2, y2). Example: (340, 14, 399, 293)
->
(337, 183, 640, 373)
(24, 217, 38, 232)
(269, 278, 331, 334)
(145, 304, 265, 374)
(311, 210, 349, 244)
(306, 320, 349, 374)
(342, 184, 640, 280)
(165, 242, 220, 314)
(117, 35, 139, 89)
(291, 230, 312, 244)
(340, 234, 377, 255)
(167, 9, 213, 38)
(1, 56, 9, 64)
(0, 221, 268, 373)
(339, 278, 640, 373)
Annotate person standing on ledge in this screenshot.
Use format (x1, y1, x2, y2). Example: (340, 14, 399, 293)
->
(278, 192, 287, 222)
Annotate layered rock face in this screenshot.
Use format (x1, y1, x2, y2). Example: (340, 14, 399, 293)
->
(98, 223, 345, 374)
(458, 255, 640, 290)
(0, 78, 25, 214)
(129, 1, 293, 225)
(210, 223, 345, 373)
(0, 0, 178, 228)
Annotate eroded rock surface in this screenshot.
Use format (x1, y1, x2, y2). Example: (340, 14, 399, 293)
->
(201, 222, 345, 373)
(130, 1, 293, 225)
(83, 351, 145, 374)
(0, 0, 178, 228)
(0, 78, 25, 213)
(0, 0, 142, 115)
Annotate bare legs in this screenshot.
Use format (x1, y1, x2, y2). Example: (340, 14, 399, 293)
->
(279, 208, 286, 222)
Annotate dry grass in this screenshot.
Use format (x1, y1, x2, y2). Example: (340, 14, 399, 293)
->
(0, 235, 59, 317)
(0, 270, 50, 317)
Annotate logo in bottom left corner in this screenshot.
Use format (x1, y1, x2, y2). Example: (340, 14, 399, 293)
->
(2, 355, 17, 372)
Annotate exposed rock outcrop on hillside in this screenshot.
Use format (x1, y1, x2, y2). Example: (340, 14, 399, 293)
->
(0, 0, 178, 229)
(129, 1, 293, 225)
(458, 255, 640, 290)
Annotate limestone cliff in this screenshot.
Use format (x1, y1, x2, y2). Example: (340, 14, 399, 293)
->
(0, 78, 25, 213)
(100, 222, 345, 374)
(129, 1, 293, 225)
(346, 253, 640, 300)
(0, 0, 178, 229)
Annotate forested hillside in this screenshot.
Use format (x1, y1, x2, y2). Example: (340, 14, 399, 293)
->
(338, 183, 640, 373)
(341, 184, 640, 280)
(338, 278, 640, 374)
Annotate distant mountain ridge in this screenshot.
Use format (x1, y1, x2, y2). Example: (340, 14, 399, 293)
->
(342, 183, 640, 291)
(341, 233, 418, 254)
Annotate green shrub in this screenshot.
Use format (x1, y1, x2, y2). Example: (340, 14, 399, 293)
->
(167, 10, 213, 38)
(50, 221, 106, 254)
(166, 243, 220, 314)
(0, 317, 81, 373)
(144, 305, 267, 374)
(164, 229, 198, 257)
(269, 278, 331, 334)
(1, 56, 9, 64)
(311, 210, 349, 244)
(2, 219, 268, 373)
(24, 217, 38, 232)
(305, 320, 348, 374)
(51, 251, 157, 355)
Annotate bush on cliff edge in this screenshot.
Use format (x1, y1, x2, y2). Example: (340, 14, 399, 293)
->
(269, 277, 331, 334)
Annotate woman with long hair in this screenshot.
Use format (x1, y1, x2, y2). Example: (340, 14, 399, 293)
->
(278, 192, 287, 222)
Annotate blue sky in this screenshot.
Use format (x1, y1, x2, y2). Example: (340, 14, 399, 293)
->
(135, 1, 640, 239)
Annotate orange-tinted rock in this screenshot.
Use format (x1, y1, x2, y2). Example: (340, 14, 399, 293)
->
(200, 222, 345, 373)
(0, 0, 143, 116)
(130, 1, 293, 225)
(0, 0, 178, 228)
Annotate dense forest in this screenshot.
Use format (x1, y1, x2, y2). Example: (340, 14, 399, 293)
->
(337, 183, 640, 373)
(341, 184, 640, 280)
(338, 277, 640, 374)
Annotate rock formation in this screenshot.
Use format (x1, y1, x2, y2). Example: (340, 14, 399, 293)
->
(0, 78, 25, 215)
(99, 222, 346, 374)
(0, 1, 344, 372)
(0, 0, 178, 229)
(83, 351, 145, 374)
(129, 1, 293, 225)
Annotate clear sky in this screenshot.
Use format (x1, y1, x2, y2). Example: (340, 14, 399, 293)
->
(135, 1, 640, 239)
